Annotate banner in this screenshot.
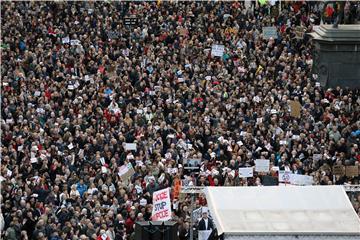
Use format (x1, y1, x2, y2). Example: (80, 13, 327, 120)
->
(255, 159, 270, 172)
(211, 44, 224, 57)
(238, 167, 253, 178)
(152, 188, 172, 221)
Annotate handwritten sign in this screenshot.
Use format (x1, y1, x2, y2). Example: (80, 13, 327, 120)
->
(124, 143, 137, 151)
(152, 188, 172, 221)
(262, 27, 278, 39)
(118, 163, 135, 182)
(211, 44, 224, 57)
(255, 159, 270, 172)
(238, 167, 253, 178)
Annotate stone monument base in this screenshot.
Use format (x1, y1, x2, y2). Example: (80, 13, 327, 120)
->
(309, 25, 360, 89)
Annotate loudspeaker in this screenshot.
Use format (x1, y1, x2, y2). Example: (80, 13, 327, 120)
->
(163, 221, 178, 240)
(135, 221, 150, 240)
(135, 221, 179, 240)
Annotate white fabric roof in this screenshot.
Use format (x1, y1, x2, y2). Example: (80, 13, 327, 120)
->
(204, 186, 360, 235)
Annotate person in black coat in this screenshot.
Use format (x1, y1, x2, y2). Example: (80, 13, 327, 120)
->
(198, 209, 214, 231)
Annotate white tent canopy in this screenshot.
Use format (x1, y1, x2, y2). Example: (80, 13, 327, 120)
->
(204, 186, 360, 238)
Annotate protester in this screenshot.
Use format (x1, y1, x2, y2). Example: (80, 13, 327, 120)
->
(1, 1, 359, 240)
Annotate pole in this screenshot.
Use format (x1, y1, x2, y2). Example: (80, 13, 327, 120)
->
(189, 194, 195, 240)
(279, 0, 281, 12)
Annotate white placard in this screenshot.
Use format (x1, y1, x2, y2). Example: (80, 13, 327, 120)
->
(238, 167, 253, 178)
(199, 230, 212, 240)
(211, 44, 225, 57)
(151, 188, 172, 221)
(124, 143, 137, 151)
(62, 36, 70, 44)
(255, 159, 270, 172)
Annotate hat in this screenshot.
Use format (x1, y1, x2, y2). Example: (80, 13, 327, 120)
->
(202, 207, 209, 214)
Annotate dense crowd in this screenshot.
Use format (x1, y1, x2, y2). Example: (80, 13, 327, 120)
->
(1, 1, 360, 240)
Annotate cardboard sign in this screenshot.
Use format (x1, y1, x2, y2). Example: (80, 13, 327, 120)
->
(124, 143, 137, 151)
(255, 159, 270, 172)
(238, 167, 254, 178)
(118, 163, 135, 182)
(333, 165, 345, 176)
(346, 166, 359, 177)
(152, 188, 172, 221)
(263, 27, 277, 40)
(289, 101, 302, 118)
(211, 44, 225, 57)
(179, 28, 188, 36)
(295, 26, 305, 39)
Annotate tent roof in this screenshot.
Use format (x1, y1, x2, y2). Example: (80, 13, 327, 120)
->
(204, 186, 360, 235)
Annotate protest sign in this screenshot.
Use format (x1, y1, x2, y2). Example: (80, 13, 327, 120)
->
(152, 188, 172, 221)
(199, 230, 212, 240)
(107, 30, 119, 39)
(346, 166, 359, 177)
(291, 174, 313, 186)
(313, 154, 322, 161)
(192, 207, 203, 222)
(62, 36, 70, 44)
(211, 44, 224, 57)
(295, 26, 305, 39)
(124, 143, 137, 151)
(238, 167, 253, 178)
(262, 26, 277, 39)
(278, 170, 292, 183)
(124, 15, 138, 26)
(118, 163, 135, 182)
(289, 100, 302, 118)
(333, 165, 345, 176)
(279, 171, 313, 185)
(255, 159, 270, 172)
(183, 158, 201, 170)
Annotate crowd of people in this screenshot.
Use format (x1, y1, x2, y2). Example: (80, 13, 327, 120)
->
(1, 1, 360, 240)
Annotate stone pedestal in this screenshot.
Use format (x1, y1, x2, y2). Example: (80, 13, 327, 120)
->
(309, 25, 360, 89)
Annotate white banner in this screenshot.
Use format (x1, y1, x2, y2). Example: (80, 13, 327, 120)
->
(151, 188, 172, 221)
(255, 159, 270, 172)
(238, 167, 253, 178)
(211, 44, 224, 57)
(279, 171, 313, 186)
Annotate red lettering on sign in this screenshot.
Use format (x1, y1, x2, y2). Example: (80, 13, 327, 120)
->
(154, 191, 168, 202)
(153, 209, 169, 220)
